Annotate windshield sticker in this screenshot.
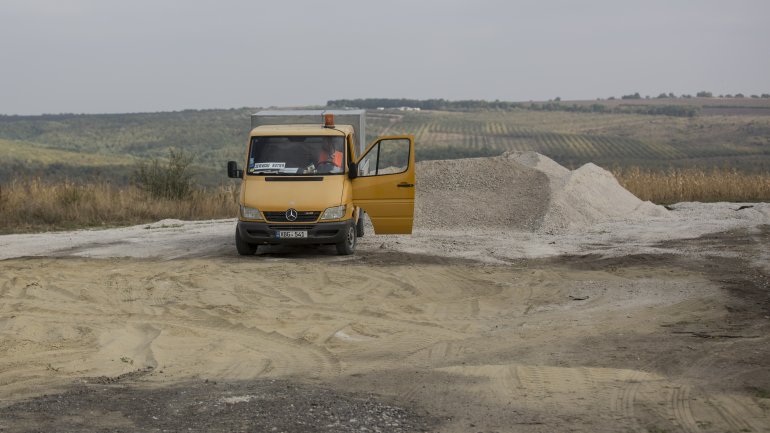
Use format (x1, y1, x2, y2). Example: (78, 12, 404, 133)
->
(252, 162, 286, 170)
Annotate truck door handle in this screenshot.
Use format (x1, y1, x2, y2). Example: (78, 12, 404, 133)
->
(397, 182, 414, 188)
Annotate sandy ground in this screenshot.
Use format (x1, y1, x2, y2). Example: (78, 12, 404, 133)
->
(1, 203, 769, 432)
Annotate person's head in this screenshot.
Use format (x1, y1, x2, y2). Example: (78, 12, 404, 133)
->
(323, 137, 335, 152)
(322, 138, 341, 159)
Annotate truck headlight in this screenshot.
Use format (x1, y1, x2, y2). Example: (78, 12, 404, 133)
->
(240, 206, 264, 221)
(320, 205, 346, 220)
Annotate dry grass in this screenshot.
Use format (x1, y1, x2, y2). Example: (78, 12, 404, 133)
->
(0, 178, 239, 234)
(614, 167, 770, 204)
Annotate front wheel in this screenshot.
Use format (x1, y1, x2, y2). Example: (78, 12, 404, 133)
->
(235, 227, 257, 256)
(335, 223, 357, 255)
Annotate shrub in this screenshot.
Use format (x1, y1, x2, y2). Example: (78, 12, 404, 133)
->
(134, 149, 196, 200)
(590, 104, 609, 113)
(696, 91, 713, 97)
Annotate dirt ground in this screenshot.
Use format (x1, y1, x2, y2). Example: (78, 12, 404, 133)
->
(0, 216, 769, 432)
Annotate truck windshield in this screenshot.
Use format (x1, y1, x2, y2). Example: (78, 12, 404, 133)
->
(247, 136, 345, 175)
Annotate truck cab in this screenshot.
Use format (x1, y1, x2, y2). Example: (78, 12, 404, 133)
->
(227, 110, 415, 255)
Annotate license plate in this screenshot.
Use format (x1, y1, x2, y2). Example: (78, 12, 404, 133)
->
(277, 230, 307, 239)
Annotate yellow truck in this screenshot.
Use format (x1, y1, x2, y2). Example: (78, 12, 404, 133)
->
(227, 110, 415, 255)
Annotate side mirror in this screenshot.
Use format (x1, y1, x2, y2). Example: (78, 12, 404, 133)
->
(348, 162, 358, 179)
(227, 161, 243, 179)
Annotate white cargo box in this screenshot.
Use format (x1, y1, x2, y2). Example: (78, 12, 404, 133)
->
(252, 109, 367, 157)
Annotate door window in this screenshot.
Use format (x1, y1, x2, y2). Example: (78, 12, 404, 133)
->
(358, 138, 410, 177)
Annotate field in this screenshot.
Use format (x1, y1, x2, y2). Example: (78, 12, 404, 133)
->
(614, 166, 770, 203)
(366, 108, 770, 171)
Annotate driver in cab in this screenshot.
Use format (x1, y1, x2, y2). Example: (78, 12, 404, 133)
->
(316, 138, 343, 173)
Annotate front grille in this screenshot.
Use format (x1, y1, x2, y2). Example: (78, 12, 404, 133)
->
(267, 224, 316, 231)
(264, 211, 320, 223)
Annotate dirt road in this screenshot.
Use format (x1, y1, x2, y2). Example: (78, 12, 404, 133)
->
(1, 213, 769, 432)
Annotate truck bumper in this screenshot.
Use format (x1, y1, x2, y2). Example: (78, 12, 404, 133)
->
(237, 219, 353, 245)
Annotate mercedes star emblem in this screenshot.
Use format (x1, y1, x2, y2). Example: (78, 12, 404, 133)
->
(286, 208, 298, 222)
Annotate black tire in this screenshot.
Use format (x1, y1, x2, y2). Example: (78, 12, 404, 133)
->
(355, 211, 365, 238)
(335, 223, 357, 255)
(235, 227, 257, 256)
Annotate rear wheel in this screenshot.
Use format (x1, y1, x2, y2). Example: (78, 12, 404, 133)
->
(336, 223, 357, 255)
(235, 227, 257, 256)
(356, 211, 365, 238)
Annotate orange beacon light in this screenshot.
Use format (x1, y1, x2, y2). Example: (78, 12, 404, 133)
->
(324, 113, 335, 128)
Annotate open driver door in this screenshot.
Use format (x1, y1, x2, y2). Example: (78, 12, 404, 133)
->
(351, 136, 415, 234)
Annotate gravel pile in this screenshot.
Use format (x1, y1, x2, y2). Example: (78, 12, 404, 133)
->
(415, 156, 550, 231)
(415, 151, 667, 233)
(537, 162, 669, 233)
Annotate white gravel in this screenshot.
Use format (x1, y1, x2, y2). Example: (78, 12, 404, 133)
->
(417, 151, 668, 233)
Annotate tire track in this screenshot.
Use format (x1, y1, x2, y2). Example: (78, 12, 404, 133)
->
(6, 308, 344, 380)
(611, 369, 647, 423)
(670, 385, 699, 433)
(709, 394, 758, 432)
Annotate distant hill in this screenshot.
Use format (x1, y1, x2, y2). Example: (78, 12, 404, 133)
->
(0, 138, 137, 183)
(0, 108, 256, 185)
(1, 99, 769, 186)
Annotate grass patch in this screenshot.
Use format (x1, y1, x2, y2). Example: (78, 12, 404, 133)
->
(748, 386, 770, 399)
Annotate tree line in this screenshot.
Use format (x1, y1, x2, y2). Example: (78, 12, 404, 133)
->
(327, 98, 700, 117)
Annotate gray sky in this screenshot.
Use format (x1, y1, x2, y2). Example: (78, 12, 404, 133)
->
(1, 0, 769, 115)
